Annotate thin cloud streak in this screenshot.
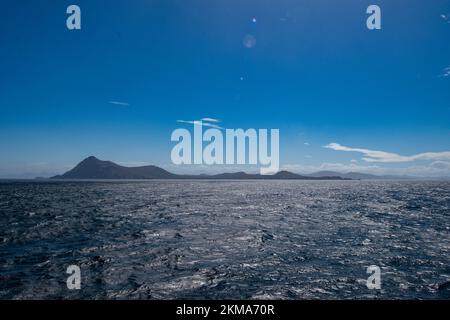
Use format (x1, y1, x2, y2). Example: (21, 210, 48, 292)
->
(176, 120, 224, 130)
(440, 66, 450, 77)
(201, 118, 221, 123)
(109, 101, 130, 106)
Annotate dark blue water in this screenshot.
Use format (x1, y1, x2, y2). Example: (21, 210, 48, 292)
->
(1, 180, 449, 299)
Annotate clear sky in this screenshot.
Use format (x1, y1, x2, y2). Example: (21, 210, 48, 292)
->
(1, 0, 450, 178)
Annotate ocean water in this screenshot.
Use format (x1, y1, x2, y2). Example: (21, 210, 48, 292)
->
(0, 180, 449, 300)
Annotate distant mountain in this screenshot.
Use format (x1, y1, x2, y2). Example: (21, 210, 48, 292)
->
(52, 156, 177, 179)
(307, 170, 412, 180)
(204, 170, 345, 180)
(51, 156, 347, 180)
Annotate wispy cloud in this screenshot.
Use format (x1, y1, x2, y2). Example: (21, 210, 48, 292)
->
(324, 143, 450, 163)
(201, 118, 221, 123)
(109, 101, 130, 106)
(440, 66, 450, 77)
(176, 119, 224, 130)
(441, 13, 450, 23)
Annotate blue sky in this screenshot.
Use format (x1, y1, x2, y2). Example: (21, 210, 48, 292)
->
(0, 0, 449, 177)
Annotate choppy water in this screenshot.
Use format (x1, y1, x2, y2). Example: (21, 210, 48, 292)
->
(0, 180, 450, 299)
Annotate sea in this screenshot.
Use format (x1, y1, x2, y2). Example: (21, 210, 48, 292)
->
(0, 180, 449, 299)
